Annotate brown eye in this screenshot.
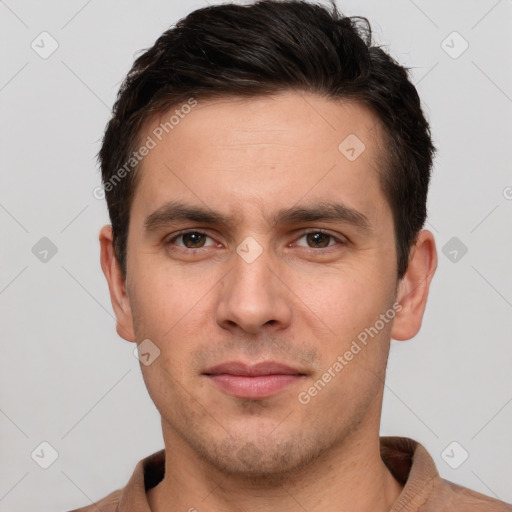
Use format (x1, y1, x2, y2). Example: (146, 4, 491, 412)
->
(168, 231, 216, 249)
(294, 231, 340, 249)
(305, 232, 332, 248)
(182, 232, 207, 248)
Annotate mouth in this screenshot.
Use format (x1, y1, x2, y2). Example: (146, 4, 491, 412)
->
(203, 361, 307, 399)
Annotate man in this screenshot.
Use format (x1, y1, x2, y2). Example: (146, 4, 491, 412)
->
(71, 0, 511, 510)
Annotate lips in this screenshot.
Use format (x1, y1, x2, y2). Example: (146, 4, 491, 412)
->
(203, 361, 307, 399)
(204, 361, 305, 377)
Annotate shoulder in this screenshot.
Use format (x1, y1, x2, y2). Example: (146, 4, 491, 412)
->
(381, 436, 511, 512)
(64, 448, 164, 511)
(66, 489, 121, 512)
(424, 477, 512, 511)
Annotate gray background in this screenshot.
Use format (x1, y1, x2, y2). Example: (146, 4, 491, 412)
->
(1, 0, 511, 510)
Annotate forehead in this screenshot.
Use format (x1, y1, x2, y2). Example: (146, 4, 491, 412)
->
(131, 91, 389, 224)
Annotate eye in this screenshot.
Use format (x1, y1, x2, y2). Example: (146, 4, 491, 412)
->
(166, 229, 345, 252)
(294, 230, 344, 249)
(167, 230, 218, 249)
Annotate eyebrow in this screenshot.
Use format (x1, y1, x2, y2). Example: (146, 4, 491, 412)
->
(271, 201, 370, 232)
(143, 200, 371, 235)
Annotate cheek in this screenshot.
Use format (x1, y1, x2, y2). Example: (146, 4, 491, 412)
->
(294, 264, 392, 337)
(129, 276, 181, 351)
(129, 268, 213, 371)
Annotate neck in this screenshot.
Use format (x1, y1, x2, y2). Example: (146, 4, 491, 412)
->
(148, 422, 403, 512)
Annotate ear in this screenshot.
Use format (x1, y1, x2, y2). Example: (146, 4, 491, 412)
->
(99, 225, 136, 342)
(391, 230, 437, 341)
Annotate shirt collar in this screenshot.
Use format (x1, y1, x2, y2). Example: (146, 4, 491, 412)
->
(117, 436, 439, 511)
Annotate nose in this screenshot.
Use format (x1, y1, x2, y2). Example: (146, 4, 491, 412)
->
(215, 247, 292, 335)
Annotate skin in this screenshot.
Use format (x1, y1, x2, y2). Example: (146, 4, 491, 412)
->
(100, 91, 437, 512)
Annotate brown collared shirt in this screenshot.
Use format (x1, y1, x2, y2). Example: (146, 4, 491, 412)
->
(69, 436, 512, 511)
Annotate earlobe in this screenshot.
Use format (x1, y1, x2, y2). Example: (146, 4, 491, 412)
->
(99, 225, 136, 343)
(391, 230, 437, 341)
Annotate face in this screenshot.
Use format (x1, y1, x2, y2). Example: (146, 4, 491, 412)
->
(101, 91, 435, 478)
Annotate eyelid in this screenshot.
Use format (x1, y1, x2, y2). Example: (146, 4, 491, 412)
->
(292, 228, 348, 248)
(166, 229, 218, 248)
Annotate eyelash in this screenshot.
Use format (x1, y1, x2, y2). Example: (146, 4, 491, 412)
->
(165, 229, 347, 251)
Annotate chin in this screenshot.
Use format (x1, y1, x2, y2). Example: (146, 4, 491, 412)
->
(193, 433, 325, 481)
